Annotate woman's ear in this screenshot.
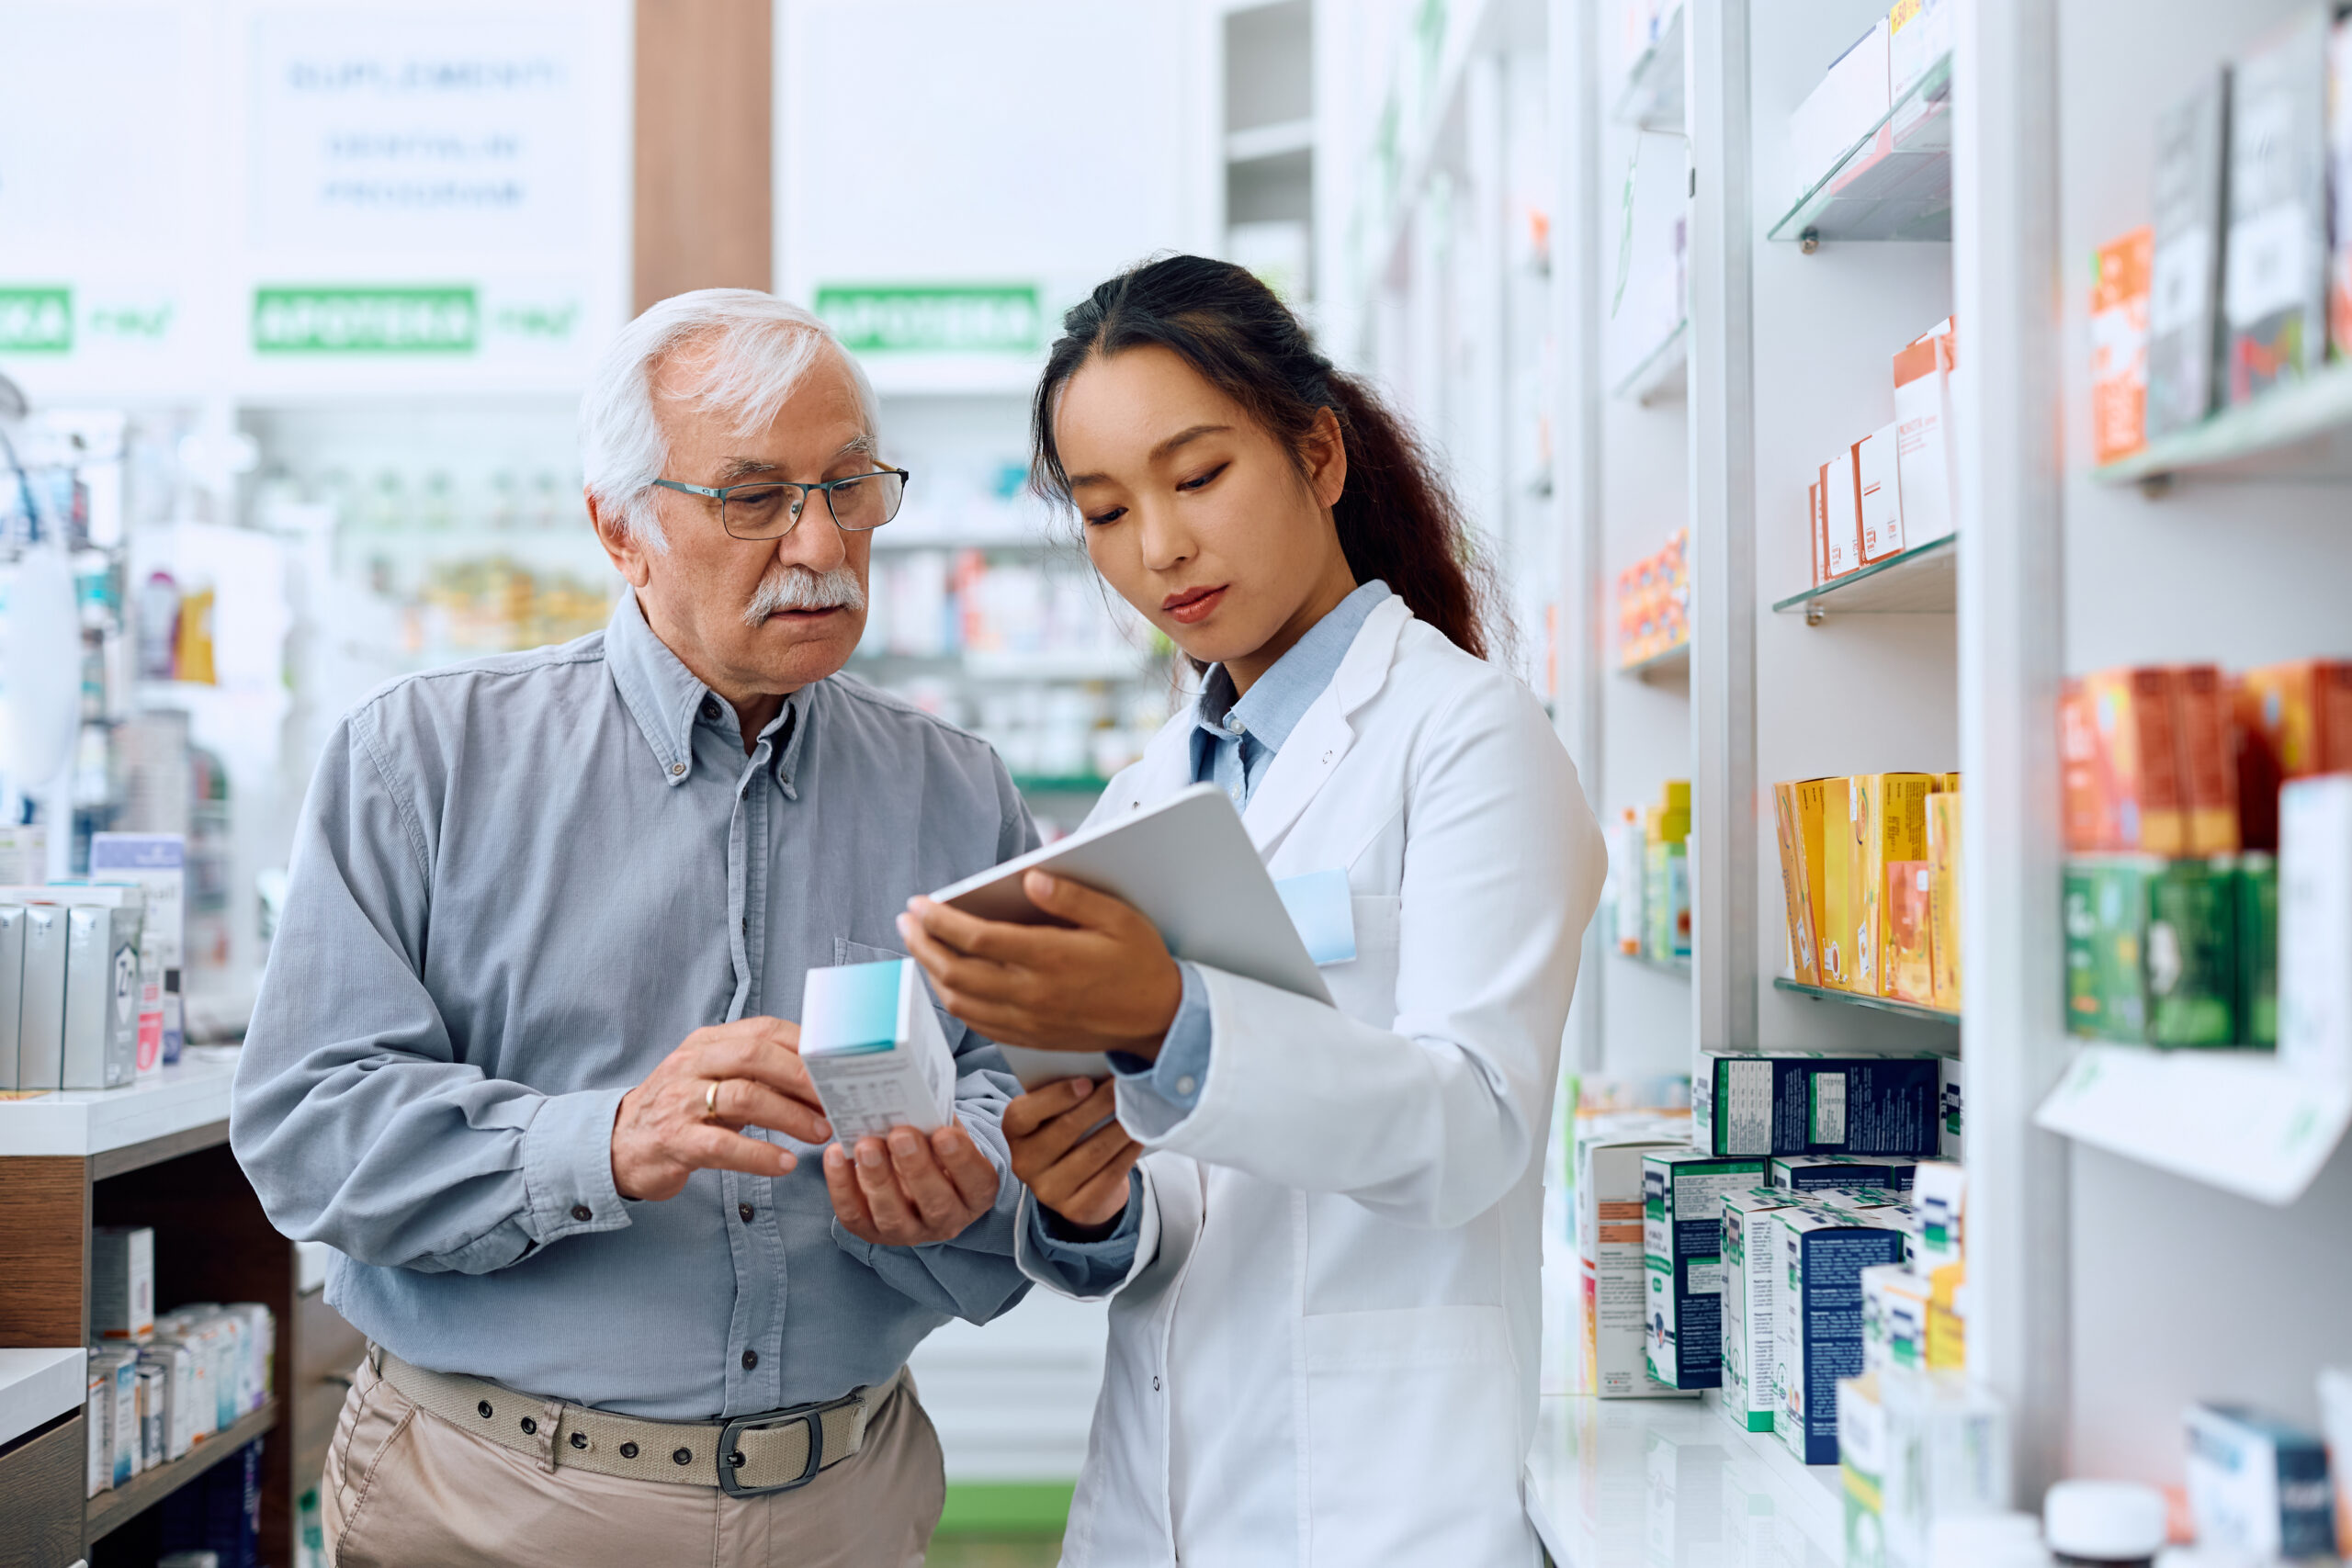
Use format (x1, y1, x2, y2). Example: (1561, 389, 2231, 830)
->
(1303, 406, 1349, 511)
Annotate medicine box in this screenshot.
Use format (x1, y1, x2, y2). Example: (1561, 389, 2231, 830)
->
(2279, 775, 2352, 1083)
(1722, 1187, 1806, 1432)
(140, 1340, 197, 1461)
(92, 1225, 155, 1341)
(2088, 226, 2153, 465)
(1790, 20, 1891, 205)
(2145, 67, 2229, 440)
(2060, 669, 2187, 855)
(1860, 1263, 1930, 1375)
(1855, 423, 1904, 564)
(2236, 852, 2278, 1048)
(87, 1348, 138, 1493)
(2183, 1402, 2337, 1558)
(1886, 0, 1949, 107)
(2063, 857, 2238, 1046)
(62, 903, 141, 1090)
(1773, 1206, 1911, 1466)
(799, 958, 957, 1142)
(2173, 666, 2240, 856)
(1845, 1368, 2013, 1568)
(1774, 780, 1828, 987)
(1693, 1052, 1946, 1158)
(17, 905, 66, 1091)
(1821, 449, 1862, 582)
(91, 832, 187, 1065)
(1643, 1149, 1767, 1389)
(1580, 1135, 1694, 1398)
(1907, 1162, 1965, 1277)
(1884, 859, 1935, 1006)
(1927, 792, 1962, 1011)
(1839, 774, 1938, 998)
(1770, 1156, 1920, 1193)
(0, 905, 20, 1091)
(2226, 5, 2330, 403)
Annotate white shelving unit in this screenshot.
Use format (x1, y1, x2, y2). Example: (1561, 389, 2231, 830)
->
(1316, 0, 2352, 1540)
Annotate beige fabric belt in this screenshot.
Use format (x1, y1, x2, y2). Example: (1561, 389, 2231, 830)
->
(371, 1346, 895, 1495)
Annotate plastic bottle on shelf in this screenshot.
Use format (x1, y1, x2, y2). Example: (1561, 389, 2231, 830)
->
(2044, 1480, 2168, 1567)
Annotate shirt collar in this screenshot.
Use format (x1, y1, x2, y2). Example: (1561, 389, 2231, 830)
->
(1193, 579, 1393, 758)
(605, 589, 807, 787)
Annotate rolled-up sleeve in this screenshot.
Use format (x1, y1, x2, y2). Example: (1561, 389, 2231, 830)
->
(232, 707, 631, 1276)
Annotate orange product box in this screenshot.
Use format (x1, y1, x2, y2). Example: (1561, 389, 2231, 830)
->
(1819, 777, 1858, 990)
(2060, 668, 2187, 854)
(1885, 858, 1936, 1005)
(2171, 664, 2241, 854)
(1808, 479, 1826, 586)
(1773, 780, 1830, 987)
(1849, 773, 1938, 998)
(1927, 791, 1962, 1010)
(2234, 659, 2352, 849)
(1857, 422, 1906, 563)
(2089, 227, 2154, 465)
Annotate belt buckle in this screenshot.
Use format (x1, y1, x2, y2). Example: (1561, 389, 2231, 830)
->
(716, 1390, 863, 1497)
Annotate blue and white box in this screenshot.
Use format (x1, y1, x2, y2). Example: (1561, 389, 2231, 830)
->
(1769, 1156, 1921, 1193)
(1772, 1206, 1911, 1465)
(2184, 1402, 2337, 1558)
(800, 958, 956, 1142)
(1693, 1051, 1949, 1158)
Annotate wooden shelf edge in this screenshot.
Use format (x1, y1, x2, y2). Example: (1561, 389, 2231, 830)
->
(90, 1120, 232, 1183)
(85, 1396, 279, 1541)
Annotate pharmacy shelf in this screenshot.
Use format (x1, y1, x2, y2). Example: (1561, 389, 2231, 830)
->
(0, 1055, 238, 1164)
(2033, 1044, 2352, 1207)
(1611, 319, 1689, 405)
(85, 1396, 279, 1543)
(1772, 976, 1959, 1028)
(1768, 57, 1953, 246)
(1615, 949, 1692, 978)
(0, 1348, 85, 1450)
(1523, 1393, 1843, 1565)
(2090, 360, 2352, 488)
(1770, 532, 1956, 618)
(850, 649, 1155, 682)
(1611, 4, 1686, 133)
(1617, 640, 1690, 682)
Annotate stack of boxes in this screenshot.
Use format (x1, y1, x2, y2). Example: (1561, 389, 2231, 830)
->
(1607, 782, 1693, 964)
(84, 1224, 276, 1500)
(2061, 658, 2350, 1063)
(1773, 773, 1962, 1010)
(2088, 5, 2352, 463)
(2, 835, 186, 1092)
(1804, 318, 1961, 594)
(1616, 529, 1690, 670)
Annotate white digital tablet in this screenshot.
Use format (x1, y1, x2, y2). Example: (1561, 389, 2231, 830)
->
(925, 784, 1332, 1089)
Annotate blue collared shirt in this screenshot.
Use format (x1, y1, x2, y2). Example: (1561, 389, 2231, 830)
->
(1027, 581, 1393, 1281)
(232, 592, 1038, 1420)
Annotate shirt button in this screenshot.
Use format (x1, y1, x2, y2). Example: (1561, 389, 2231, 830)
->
(739, 1202, 755, 1224)
(1152, 1375, 1162, 1392)
(571, 1204, 592, 1222)
(741, 1348, 759, 1371)
(669, 762, 686, 777)
(701, 697, 721, 722)
(1175, 1076, 1197, 1096)
(1224, 713, 1245, 734)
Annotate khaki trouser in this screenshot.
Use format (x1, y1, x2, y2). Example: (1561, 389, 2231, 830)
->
(322, 1353, 946, 1567)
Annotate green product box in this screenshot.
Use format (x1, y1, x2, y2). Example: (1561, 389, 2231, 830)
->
(2235, 853, 2278, 1047)
(1643, 1150, 1766, 1390)
(1645, 841, 1690, 961)
(2063, 858, 2238, 1046)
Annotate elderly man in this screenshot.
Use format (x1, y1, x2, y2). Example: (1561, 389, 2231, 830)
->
(232, 289, 1035, 1567)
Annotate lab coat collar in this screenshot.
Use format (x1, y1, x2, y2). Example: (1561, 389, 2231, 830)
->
(1239, 593, 1411, 854)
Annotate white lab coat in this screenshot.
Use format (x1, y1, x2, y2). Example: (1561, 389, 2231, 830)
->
(1014, 595, 1607, 1567)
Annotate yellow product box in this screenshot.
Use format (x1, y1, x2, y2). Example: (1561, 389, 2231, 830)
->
(1774, 780, 1830, 987)
(1927, 792, 1962, 1010)
(1820, 778, 1857, 989)
(1848, 774, 1938, 999)
(1925, 1262, 1965, 1372)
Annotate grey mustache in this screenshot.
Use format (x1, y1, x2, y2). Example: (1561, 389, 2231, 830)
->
(743, 564, 867, 626)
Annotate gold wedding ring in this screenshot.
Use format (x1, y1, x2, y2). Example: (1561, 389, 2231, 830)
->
(704, 1079, 724, 1122)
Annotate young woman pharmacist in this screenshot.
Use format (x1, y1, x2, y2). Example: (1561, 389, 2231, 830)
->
(895, 255, 1605, 1565)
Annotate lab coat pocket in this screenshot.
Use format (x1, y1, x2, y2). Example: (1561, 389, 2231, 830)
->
(1317, 895, 1401, 1026)
(1298, 1303, 1525, 1564)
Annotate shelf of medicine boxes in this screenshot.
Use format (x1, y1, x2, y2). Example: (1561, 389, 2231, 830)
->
(1617, 638, 1690, 682)
(2090, 359, 2352, 489)
(1364, 0, 1505, 276)
(1770, 531, 1955, 620)
(85, 1397, 282, 1543)
(1772, 976, 1958, 1028)
(1611, 318, 1690, 406)
(1611, 2, 1687, 134)
(1768, 55, 1953, 247)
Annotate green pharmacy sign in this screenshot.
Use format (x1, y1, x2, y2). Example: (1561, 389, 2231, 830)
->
(254, 287, 479, 353)
(0, 288, 74, 352)
(815, 284, 1041, 354)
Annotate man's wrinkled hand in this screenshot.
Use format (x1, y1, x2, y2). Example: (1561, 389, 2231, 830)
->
(822, 1122, 1001, 1247)
(610, 1017, 831, 1202)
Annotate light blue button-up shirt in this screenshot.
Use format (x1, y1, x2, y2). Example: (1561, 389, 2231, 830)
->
(1028, 581, 1393, 1281)
(232, 592, 1037, 1420)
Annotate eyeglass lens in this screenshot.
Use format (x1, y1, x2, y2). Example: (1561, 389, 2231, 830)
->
(722, 472, 904, 539)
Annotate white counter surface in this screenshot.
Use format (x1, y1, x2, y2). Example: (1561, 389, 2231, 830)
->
(0, 1052, 240, 1158)
(0, 1348, 87, 1449)
(1527, 1392, 1847, 1565)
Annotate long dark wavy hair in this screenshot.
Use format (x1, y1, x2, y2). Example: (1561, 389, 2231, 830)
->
(1030, 254, 1501, 661)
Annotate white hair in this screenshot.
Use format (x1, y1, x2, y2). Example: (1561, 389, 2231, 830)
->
(579, 288, 880, 552)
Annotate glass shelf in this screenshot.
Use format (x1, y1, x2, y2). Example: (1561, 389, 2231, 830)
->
(1773, 976, 1959, 1026)
(1771, 532, 1955, 617)
(1616, 949, 1692, 977)
(1611, 4, 1685, 133)
(2091, 360, 2352, 487)
(1618, 639, 1690, 682)
(1612, 319, 1689, 405)
(1769, 57, 1953, 245)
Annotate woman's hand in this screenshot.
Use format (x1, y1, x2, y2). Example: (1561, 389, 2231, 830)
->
(1003, 1077, 1142, 1237)
(897, 872, 1182, 1059)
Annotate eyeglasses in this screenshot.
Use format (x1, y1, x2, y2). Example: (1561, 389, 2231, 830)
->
(651, 468, 910, 540)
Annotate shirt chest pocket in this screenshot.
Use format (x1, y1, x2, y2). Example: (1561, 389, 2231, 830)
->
(832, 937, 969, 1055)
(1317, 895, 1402, 1028)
